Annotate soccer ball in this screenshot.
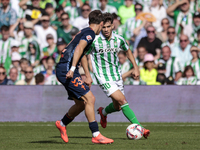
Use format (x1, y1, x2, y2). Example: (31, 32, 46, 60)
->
(126, 124, 143, 140)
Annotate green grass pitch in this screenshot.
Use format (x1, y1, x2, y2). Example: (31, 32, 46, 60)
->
(0, 122, 200, 150)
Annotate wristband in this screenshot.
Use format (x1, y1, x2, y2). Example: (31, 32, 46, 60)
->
(70, 66, 76, 72)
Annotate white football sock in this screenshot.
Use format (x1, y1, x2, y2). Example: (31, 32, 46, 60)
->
(60, 121, 65, 127)
(102, 108, 107, 116)
(92, 131, 100, 137)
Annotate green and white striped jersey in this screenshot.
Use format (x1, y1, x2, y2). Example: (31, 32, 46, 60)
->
(185, 59, 200, 80)
(87, 32, 129, 83)
(136, 0, 152, 6)
(177, 76, 198, 85)
(20, 36, 39, 58)
(124, 18, 142, 40)
(158, 57, 182, 78)
(174, 10, 193, 36)
(0, 38, 12, 65)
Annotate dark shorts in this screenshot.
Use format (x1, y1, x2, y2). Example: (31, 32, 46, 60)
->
(56, 63, 90, 100)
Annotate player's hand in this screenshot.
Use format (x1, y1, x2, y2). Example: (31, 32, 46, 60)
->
(132, 67, 140, 80)
(66, 70, 74, 79)
(84, 77, 93, 88)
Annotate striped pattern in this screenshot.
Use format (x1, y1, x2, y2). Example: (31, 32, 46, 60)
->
(88, 32, 129, 83)
(185, 59, 200, 80)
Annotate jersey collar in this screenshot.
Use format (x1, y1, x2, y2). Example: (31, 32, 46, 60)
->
(100, 31, 115, 41)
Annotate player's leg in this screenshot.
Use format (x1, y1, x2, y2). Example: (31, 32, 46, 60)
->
(81, 91, 114, 144)
(56, 98, 85, 143)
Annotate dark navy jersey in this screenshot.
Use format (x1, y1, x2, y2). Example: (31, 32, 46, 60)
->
(59, 27, 95, 71)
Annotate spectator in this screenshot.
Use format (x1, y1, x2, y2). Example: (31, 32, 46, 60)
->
(97, 0, 117, 14)
(40, 56, 55, 79)
(18, 58, 30, 81)
(64, 0, 82, 24)
(118, 51, 132, 85)
(171, 34, 192, 70)
(33, 56, 47, 75)
(35, 73, 45, 85)
(137, 25, 162, 60)
(112, 13, 125, 37)
(11, 52, 21, 72)
(185, 46, 200, 80)
(73, 3, 91, 30)
(124, 3, 143, 42)
(0, 0, 17, 31)
(45, 3, 57, 23)
(144, 0, 167, 32)
(34, 14, 57, 49)
(0, 25, 12, 71)
(118, 0, 136, 24)
(9, 18, 25, 43)
(27, 41, 40, 67)
(161, 26, 179, 50)
(51, 5, 64, 29)
(183, 12, 200, 43)
(42, 34, 57, 57)
(19, 0, 46, 25)
(11, 40, 20, 53)
(20, 21, 39, 58)
(156, 73, 166, 85)
(177, 65, 198, 85)
(140, 53, 159, 85)
(54, 37, 67, 63)
(158, 46, 182, 81)
(167, 0, 193, 36)
(57, 12, 79, 44)
(16, 66, 36, 85)
(192, 29, 200, 48)
(136, 0, 152, 8)
(7, 67, 18, 85)
(156, 18, 170, 42)
(0, 66, 8, 85)
(157, 63, 166, 74)
(136, 46, 148, 70)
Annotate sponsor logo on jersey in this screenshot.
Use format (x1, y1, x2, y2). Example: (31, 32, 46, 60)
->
(86, 35, 92, 41)
(99, 48, 121, 53)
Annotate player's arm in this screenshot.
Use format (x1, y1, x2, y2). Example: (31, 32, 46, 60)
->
(81, 55, 93, 88)
(126, 49, 140, 80)
(66, 40, 88, 79)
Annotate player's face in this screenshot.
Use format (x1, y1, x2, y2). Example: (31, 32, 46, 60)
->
(96, 21, 103, 35)
(102, 21, 113, 39)
(162, 47, 171, 61)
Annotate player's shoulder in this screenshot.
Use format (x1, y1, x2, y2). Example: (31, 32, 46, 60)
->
(112, 32, 124, 40)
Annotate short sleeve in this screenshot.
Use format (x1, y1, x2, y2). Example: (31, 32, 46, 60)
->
(80, 30, 95, 44)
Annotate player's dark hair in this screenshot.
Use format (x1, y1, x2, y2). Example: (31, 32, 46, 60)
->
(103, 12, 114, 24)
(35, 73, 45, 85)
(182, 65, 195, 77)
(1, 25, 9, 32)
(89, 10, 103, 24)
(61, 12, 69, 18)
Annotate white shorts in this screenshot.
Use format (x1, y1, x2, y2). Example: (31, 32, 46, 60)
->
(99, 80, 124, 97)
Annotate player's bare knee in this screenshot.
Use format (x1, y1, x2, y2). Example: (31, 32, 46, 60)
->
(118, 99, 127, 106)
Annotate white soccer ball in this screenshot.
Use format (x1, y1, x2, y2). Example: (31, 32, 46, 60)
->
(126, 124, 143, 140)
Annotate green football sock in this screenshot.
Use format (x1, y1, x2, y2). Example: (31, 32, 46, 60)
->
(121, 103, 143, 128)
(105, 102, 119, 114)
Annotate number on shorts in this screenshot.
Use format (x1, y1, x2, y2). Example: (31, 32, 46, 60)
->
(102, 83, 111, 90)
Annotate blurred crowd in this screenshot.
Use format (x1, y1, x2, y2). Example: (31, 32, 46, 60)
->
(0, 0, 200, 85)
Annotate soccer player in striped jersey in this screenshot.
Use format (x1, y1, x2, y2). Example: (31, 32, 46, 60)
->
(87, 13, 150, 139)
(55, 10, 113, 144)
